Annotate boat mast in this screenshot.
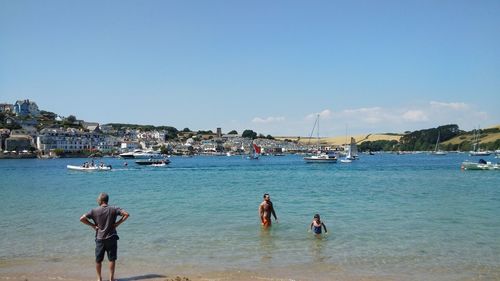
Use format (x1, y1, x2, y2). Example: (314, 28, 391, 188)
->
(317, 114, 320, 151)
(435, 131, 440, 152)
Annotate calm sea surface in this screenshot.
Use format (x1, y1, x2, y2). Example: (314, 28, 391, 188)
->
(1, 153, 499, 280)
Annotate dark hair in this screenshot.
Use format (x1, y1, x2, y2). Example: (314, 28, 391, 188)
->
(263, 193, 269, 198)
(314, 214, 320, 219)
(97, 192, 109, 205)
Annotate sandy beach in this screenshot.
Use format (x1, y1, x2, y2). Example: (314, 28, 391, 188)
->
(3, 258, 498, 281)
(0, 268, 415, 281)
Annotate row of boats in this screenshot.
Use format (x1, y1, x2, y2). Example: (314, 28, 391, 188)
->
(303, 115, 358, 163)
(66, 154, 499, 172)
(67, 152, 171, 171)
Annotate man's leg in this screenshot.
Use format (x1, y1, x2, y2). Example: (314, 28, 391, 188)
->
(95, 262, 102, 281)
(109, 260, 115, 281)
(95, 240, 105, 281)
(106, 238, 118, 281)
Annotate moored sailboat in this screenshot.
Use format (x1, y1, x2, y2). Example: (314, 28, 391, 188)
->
(469, 127, 491, 156)
(431, 131, 447, 155)
(303, 114, 337, 163)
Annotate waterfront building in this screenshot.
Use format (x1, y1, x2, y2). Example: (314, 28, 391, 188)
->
(0, 129, 10, 151)
(5, 135, 32, 152)
(36, 128, 112, 153)
(201, 140, 218, 154)
(11, 127, 38, 146)
(120, 141, 141, 152)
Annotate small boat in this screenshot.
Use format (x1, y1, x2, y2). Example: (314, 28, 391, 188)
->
(431, 131, 447, 155)
(135, 159, 171, 166)
(461, 159, 500, 170)
(343, 137, 359, 161)
(247, 143, 261, 160)
(303, 114, 337, 163)
(150, 163, 167, 167)
(469, 127, 491, 156)
(469, 151, 491, 156)
(67, 165, 112, 171)
(120, 149, 163, 159)
(304, 152, 337, 163)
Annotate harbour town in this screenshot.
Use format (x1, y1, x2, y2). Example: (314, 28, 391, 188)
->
(1, 99, 499, 160)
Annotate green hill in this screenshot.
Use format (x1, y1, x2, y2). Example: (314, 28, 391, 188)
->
(442, 125, 500, 151)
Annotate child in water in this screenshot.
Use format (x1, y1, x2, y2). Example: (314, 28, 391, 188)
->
(310, 214, 328, 235)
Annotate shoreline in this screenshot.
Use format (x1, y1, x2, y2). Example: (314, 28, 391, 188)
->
(2, 258, 499, 281)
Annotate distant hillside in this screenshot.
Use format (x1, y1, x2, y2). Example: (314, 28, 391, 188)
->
(277, 124, 500, 151)
(276, 133, 402, 146)
(442, 125, 500, 150)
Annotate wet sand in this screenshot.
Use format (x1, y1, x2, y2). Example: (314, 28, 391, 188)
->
(0, 260, 402, 281)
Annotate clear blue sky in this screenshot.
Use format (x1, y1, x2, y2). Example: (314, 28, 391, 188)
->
(1, 0, 499, 136)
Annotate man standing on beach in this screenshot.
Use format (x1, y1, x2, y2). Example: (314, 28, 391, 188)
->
(80, 193, 129, 281)
(259, 193, 278, 228)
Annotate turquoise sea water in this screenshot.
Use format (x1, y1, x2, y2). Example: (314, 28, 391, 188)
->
(1, 154, 499, 280)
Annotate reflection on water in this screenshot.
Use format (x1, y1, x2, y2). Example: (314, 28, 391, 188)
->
(259, 227, 275, 262)
(310, 233, 330, 263)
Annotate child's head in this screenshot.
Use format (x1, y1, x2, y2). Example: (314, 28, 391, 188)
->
(314, 214, 320, 221)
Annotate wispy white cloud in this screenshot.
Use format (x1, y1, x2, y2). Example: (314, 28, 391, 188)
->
(251, 116, 285, 124)
(402, 110, 429, 122)
(342, 107, 382, 114)
(305, 109, 333, 120)
(340, 107, 390, 124)
(430, 101, 469, 110)
(245, 101, 492, 136)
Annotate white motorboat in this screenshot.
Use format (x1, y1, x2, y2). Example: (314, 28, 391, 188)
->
(119, 149, 163, 159)
(67, 165, 112, 171)
(304, 153, 337, 163)
(135, 159, 171, 166)
(151, 163, 167, 167)
(461, 160, 500, 171)
(469, 151, 491, 156)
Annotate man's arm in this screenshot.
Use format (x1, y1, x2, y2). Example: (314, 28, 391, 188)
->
(271, 204, 277, 221)
(80, 214, 97, 230)
(114, 210, 129, 228)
